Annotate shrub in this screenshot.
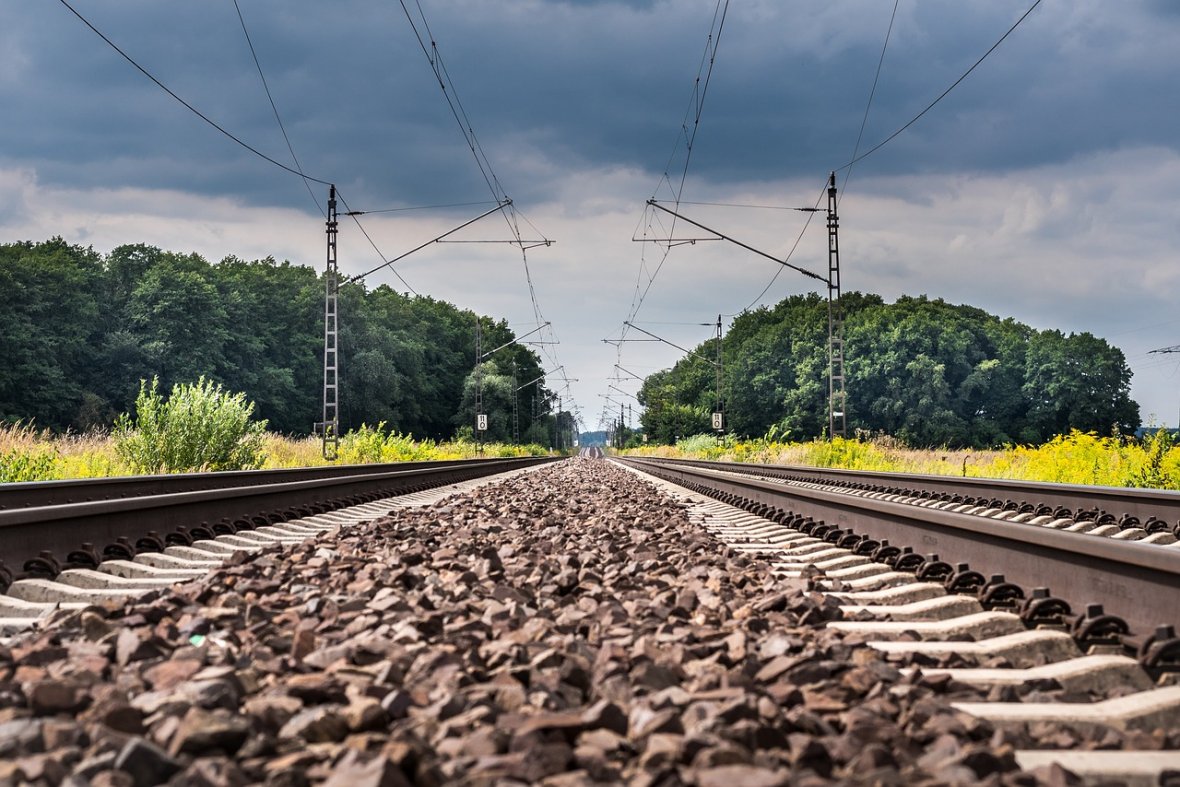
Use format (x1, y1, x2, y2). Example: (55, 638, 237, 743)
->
(113, 377, 268, 473)
(0, 448, 58, 482)
(0, 422, 60, 482)
(1126, 429, 1176, 489)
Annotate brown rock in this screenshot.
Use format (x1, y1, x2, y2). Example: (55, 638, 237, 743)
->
(143, 658, 204, 690)
(41, 718, 85, 749)
(344, 698, 387, 733)
(512, 711, 585, 742)
(285, 673, 347, 704)
(279, 707, 350, 743)
(168, 707, 251, 756)
(27, 679, 86, 715)
(380, 689, 413, 720)
(92, 702, 146, 736)
(0, 718, 44, 759)
(694, 764, 790, 787)
(292, 629, 317, 662)
(115, 629, 161, 666)
(629, 707, 683, 739)
(170, 757, 251, 787)
(754, 654, 803, 684)
(92, 771, 136, 787)
(580, 699, 628, 736)
(243, 695, 303, 732)
(114, 737, 184, 787)
(323, 750, 412, 787)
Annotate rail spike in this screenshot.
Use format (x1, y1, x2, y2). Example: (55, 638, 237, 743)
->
(1139, 625, 1180, 679)
(1072, 603, 1130, 653)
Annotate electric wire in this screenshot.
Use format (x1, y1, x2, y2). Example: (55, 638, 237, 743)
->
(335, 189, 420, 295)
(56, 0, 333, 187)
(60, 0, 418, 295)
(345, 201, 499, 215)
(736, 1, 1039, 316)
(676, 201, 802, 210)
(395, 0, 569, 414)
(838, 0, 1044, 172)
(841, 0, 900, 199)
(621, 0, 731, 342)
(232, 0, 323, 215)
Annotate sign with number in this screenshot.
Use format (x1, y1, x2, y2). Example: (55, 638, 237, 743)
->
(712, 412, 724, 431)
(476, 413, 488, 431)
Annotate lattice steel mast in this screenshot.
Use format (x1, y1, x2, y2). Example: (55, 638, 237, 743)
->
(320, 185, 340, 460)
(826, 172, 846, 439)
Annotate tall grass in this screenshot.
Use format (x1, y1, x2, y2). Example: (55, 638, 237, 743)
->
(0, 421, 551, 481)
(625, 430, 1180, 490)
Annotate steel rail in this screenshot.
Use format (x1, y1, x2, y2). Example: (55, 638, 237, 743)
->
(617, 457, 1180, 637)
(0, 457, 557, 573)
(636, 457, 1180, 527)
(0, 459, 486, 511)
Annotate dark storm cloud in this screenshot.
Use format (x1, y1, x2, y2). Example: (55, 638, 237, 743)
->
(4, 1, 1179, 212)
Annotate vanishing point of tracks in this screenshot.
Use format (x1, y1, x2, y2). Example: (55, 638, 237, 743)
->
(0, 455, 1178, 785)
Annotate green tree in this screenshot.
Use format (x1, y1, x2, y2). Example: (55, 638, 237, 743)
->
(0, 239, 104, 429)
(1023, 330, 1139, 441)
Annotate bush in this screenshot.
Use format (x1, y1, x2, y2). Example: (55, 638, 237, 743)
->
(0, 422, 60, 482)
(113, 377, 268, 473)
(0, 448, 58, 482)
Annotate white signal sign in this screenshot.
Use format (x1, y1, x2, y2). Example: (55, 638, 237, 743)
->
(476, 413, 488, 431)
(712, 412, 724, 431)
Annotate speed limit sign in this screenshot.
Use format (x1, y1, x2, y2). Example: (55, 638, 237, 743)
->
(712, 412, 724, 431)
(476, 413, 488, 431)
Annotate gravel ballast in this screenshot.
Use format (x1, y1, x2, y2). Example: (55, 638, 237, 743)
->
(0, 458, 1162, 785)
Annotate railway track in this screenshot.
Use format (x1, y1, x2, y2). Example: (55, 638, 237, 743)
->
(0, 456, 1177, 784)
(615, 457, 1180, 785)
(618, 457, 1180, 638)
(0, 457, 556, 596)
(637, 457, 1180, 542)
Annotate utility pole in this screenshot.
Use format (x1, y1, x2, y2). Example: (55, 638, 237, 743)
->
(556, 394, 562, 452)
(826, 172, 847, 440)
(512, 361, 519, 444)
(646, 181, 849, 441)
(320, 184, 340, 460)
(475, 317, 485, 454)
(714, 313, 724, 432)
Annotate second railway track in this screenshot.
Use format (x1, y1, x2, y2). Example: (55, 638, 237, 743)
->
(619, 456, 1180, 639)
(0, 457, 558, 593)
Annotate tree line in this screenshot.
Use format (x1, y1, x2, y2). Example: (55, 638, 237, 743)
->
(639, 292, 1140, 448)
(0, 238, 561, 442)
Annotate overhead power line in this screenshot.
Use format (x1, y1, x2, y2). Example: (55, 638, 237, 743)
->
(839, 0, 1044, 171)
(345, 201, 499, 215)
(620, 0, 732, 344)
(842, 0, 900, 198)
(232, 0, 323, 215)
(395, 0, 569, 411)
(56, 0, 333, 187)
(61, 0, 419, 293)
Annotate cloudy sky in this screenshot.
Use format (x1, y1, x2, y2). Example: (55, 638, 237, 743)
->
(5, 0, 1180, 432)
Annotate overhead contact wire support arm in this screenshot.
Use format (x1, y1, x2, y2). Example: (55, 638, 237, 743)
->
(622, 322, 719, 368)
(480, 323, 552, 362)
(646, 200, 827, 284)
(345, 201, 511, 284)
